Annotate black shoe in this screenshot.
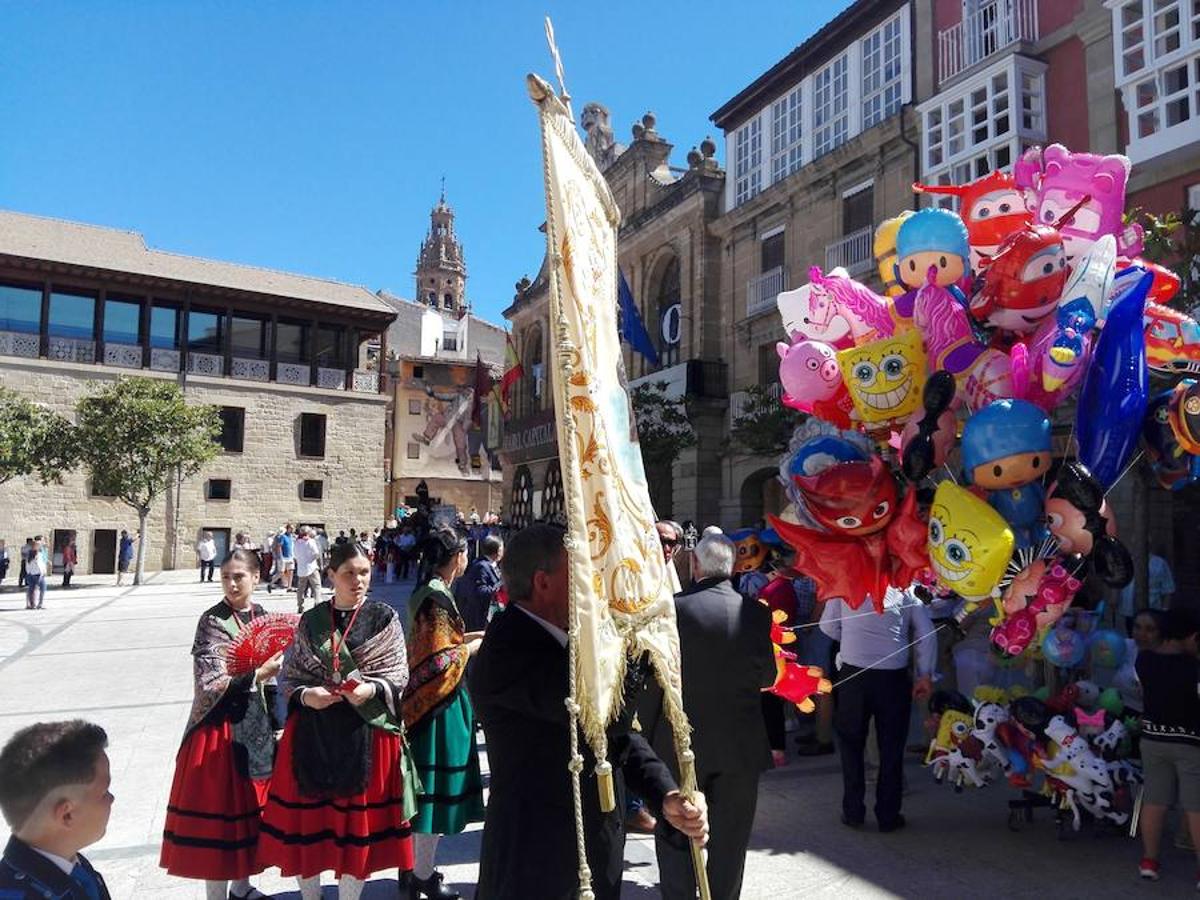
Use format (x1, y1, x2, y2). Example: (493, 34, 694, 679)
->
(402, 869, 461, 900)
(878, 814, 907, 833)
(841, 813, 864, 829)
(267, 583, 273, 593)
(795, 741, 835, 757)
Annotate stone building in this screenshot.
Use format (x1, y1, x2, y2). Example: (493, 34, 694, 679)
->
(0, 210, 394, 573)
(381, 195, 507, 517)
(500, 107, 727, 529)
(709, 0, 922, 528)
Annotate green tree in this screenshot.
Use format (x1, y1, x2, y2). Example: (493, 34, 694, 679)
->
(0, 388, 76, 486)
(728, 385, 800, 456)
(1128, 206, 1199, 310)
(75, 378, 221, 585)
(631, 381, 697, 514)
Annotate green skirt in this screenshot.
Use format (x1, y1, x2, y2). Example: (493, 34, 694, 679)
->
(408, 685, 485, 835)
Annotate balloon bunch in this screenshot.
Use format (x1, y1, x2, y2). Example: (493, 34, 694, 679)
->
(924, 683, 1141, 831)
(765, 141, 1180, 629)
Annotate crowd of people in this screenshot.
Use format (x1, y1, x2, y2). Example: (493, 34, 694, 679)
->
(0, 512, 1195, 898)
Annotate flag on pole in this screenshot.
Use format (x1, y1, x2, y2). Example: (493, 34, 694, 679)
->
(529, 60, 694, 842)
(470, 352, 492, 429)
(618, 270, 660, 367)
(497, 332, 524, 413)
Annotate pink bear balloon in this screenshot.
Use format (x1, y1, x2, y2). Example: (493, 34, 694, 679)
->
(1014, 143, 1144, 261)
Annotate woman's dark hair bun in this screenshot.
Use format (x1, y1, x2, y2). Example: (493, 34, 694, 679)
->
(329, 540, 370, 572)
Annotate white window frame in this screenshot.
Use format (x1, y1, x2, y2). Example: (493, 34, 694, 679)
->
(1106, 0, 1200, 163)
(813, 52, 851, 158)
(916, 54, 1047, 194)
(722, 3, 912, 208)
(770, 84, 804, 184)
(862, 12, 905, 129)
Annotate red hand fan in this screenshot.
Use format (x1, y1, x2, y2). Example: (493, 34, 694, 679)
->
(226, 612, 301, 675)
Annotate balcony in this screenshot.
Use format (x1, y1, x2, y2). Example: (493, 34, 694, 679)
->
(729, 382, 782, 427)
(0, 330, 40, 358)
(938, 0, 1038, 86)
(825, 226, 875, 277)
(746, 266, 787, 318)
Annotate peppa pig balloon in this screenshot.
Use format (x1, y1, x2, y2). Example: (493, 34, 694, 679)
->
(777, 339, 851, 425)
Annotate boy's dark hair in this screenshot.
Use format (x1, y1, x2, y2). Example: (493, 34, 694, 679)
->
(1163, 608, 1200, 642)
(0, 720, 108, 830)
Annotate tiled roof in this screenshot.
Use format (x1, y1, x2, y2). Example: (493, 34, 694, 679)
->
(0, 209, 395, 315)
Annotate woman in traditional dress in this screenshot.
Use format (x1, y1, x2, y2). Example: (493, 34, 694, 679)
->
(160, 548, 280, 900)
(402, 528, 485, 900)
(258, 541, 416, 900)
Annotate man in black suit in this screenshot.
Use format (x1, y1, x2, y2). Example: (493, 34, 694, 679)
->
(469, 523, 709, 900)
(0, 720, 114, 900)
(641, 531, 777, 900)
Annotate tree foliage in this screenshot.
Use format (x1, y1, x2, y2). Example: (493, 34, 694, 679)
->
(1129, 206, 1199, 310)
(0, 388, 76, 486)
(631, 381, 697, 471)
(75, 377, 221, 583)
(728, 385, 800, 456)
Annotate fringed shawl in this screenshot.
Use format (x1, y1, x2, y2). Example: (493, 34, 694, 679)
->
(185, 600, 262, 735)
(280, 600, 409, 732)
(403, 578, 470, 732)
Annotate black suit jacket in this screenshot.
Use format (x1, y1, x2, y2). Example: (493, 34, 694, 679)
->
(469, 604, 678, 900)
(642, 577, 777, 780)
(0, 836, 111, 900)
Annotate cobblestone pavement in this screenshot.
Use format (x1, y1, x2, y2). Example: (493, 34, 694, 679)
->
(0, 572, 1193, 897)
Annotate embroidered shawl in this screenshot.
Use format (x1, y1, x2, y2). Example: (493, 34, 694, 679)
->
(403, 578, 469, 731)
(280, 600, 409, 734)
(185, 600, 263, 734)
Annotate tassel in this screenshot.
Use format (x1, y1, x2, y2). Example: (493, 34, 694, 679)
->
(595, 760, 615, 812)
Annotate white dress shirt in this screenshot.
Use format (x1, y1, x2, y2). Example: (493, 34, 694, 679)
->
(293, 536, 320, 578)
(819, 587, 937, 678)
(514, 604, 568, 648)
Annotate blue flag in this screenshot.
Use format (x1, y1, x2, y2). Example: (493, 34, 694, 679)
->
(618, 270, 660, 367)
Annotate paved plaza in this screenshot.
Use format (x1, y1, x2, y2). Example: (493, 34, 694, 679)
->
(0, 571, 1194, 898)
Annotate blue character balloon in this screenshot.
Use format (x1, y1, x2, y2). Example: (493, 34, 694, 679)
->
(960, 399, 1052, 550)
(1143, 388, 1200, 490)
(1042, 626, 1087, 669)
(894, 208, 971, 296)
(1076, 270, 1152, 490)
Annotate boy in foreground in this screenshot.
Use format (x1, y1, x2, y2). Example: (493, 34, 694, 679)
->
(0, 720, 113, 899)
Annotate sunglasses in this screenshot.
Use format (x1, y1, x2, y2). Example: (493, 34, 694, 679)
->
(660, 537, 680, 547)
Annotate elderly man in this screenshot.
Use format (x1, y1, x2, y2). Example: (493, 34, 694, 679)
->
(454, 534, 503, 632)
(470, 524, 708, 900)
(292, 525, 322, 613)
(641, 532, 776, 900)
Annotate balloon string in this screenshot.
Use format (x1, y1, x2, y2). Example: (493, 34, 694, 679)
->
(1103, 450, 1145, 498)
(786, 600, 930, 630)
(830, 623, 947, 689)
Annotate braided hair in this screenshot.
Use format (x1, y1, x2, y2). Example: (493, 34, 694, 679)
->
(418, 527, 468, 586)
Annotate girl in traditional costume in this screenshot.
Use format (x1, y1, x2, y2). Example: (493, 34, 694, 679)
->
(401, 529, 485, 900)
(160, 548, 280, 900)
(258, 541, 416, 900)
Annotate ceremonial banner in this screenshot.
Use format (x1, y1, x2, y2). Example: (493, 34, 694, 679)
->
(527, 69, 694, 798)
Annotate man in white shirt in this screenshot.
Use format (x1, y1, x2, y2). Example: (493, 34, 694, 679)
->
(195, 531, 217, 583)
(292, 526, 322, 613)
(820, 588, 936, 832)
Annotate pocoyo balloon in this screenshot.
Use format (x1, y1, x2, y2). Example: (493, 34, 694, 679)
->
(894, 208, 971, 295)
(913, 172, 1031, 269)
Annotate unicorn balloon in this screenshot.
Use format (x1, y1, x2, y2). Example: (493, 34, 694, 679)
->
(777, 266, 894, 348)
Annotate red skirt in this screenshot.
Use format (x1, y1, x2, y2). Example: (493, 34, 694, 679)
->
(160, 719, 268, 880)
(257, 718, 414, 880)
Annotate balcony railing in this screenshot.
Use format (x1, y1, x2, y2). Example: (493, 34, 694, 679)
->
(729, 382, 782, 427)
(938, 0, 1038, 86)
(746, 266, 787, 318)
(1, 334, 382, 393)
(825, 226, 875, 277)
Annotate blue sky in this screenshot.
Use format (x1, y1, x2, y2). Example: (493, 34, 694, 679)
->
(1, 1, 851, 326)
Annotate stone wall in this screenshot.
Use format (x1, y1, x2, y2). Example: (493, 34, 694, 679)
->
(0, 357, 388, 573)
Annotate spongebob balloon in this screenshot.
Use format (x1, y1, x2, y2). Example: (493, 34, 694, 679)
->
(928, 482, 1016, 603)
(837, 328, 927, 431)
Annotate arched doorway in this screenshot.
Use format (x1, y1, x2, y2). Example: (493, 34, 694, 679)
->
(654, 256, 681, 368)
(510, 466, 534, 530)
(739, 467, 785, 529)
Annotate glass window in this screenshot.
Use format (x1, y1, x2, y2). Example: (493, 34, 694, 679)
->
(813, 54, 849, 157)
(206, 479, 232, 501)
(150, 304, 180, 349)
(218, 407, 245, 452)
(48, 290, 95, 339)
(0, 282, 42, 334)
(300, 413, 326, 458)
(277, 320, 309, 363)
(862, 15, 903, 129)
(733, 117, 762, 206)
(301, 479, 324, 500)
(230, 315, 267, 359)
(770, 86, 803, 184)
(187, 309, 223, 353)
(103, 298, 141, 345)
(314, 324, 343, 367)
